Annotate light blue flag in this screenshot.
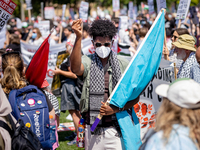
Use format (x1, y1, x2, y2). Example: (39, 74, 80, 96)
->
(109, 10, 165, 150)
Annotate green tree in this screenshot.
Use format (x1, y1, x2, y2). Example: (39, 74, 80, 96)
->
(12, 0, 21, 18)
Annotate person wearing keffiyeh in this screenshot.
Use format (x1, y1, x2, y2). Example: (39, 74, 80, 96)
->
(173, 34, 197, 79)
(70, 19, 139, 150)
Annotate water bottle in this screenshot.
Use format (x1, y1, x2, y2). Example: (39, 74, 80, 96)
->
(49, 115, 56, 145)
(76, 118, 85, 148)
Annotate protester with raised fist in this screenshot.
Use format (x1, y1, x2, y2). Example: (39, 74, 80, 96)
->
(70, 19, 139, 150)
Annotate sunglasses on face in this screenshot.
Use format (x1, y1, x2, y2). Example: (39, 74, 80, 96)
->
(94, 42, 111, 47)
(171, 35, 178, 40)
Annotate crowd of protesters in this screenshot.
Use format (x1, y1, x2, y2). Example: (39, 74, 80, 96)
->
(0, 5, 200, 150)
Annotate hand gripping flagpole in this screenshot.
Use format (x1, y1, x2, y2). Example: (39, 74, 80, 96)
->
(91, 9, 165, 132)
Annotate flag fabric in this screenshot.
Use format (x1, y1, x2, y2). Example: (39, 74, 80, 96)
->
(25, 35, 51, 88)
(110, 10, 165, 150)
(117, 43, 130, 56)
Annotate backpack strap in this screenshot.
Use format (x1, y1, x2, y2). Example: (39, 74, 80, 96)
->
(8, 114, 16, 132)
(0, 118, 14, 137)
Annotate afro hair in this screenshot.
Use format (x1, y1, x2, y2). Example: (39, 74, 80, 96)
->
(88, 19, 117, 40)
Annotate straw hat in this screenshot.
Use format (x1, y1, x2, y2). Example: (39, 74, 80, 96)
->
(172, 34, 196, 52)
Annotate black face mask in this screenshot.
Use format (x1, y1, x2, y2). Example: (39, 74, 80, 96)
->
(116, 27, 118, 30)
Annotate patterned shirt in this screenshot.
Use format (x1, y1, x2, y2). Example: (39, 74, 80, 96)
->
(44, 91, 60, 116)
(190, 61, 200, 83)
(177, 52, 197, 79)
(145, 124, 198, 150)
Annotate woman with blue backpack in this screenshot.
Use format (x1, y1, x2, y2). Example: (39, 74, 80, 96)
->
(0, 49, 56, 149)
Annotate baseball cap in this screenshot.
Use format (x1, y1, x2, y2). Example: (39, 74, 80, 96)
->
(155, 78, 200, 109)
(172, 34, 196, 52)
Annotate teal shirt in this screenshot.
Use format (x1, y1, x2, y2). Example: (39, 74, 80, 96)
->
(80, 54, 129, 113)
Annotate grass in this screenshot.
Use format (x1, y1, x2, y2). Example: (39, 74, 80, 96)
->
(57, 97, 84, 150)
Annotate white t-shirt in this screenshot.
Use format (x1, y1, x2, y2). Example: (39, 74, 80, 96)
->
(28, 37, 44, 45)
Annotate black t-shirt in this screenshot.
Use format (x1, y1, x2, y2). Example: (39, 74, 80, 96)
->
(60, 57, 83, 91)
(60, 57, 70, 82)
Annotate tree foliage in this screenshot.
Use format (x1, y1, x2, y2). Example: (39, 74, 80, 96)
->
(10, 0, 200, 18)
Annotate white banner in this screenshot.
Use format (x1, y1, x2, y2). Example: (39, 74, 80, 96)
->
(136, 59, 175, 139)
(133, 6, 137, 21)
(25, 0, 32, 10)
(44, 7, 55, 19)
(0, 0, 17, 31)
(176, 0, 191, 20)
(148, 0, 155, 14)
(79, 1, 89, 22)
(38, 20, 50, 38)
(62, 4, 66, 20)
(156, 0, 166, 13)
(112, 0, 120, 12)
(20, 42, 66, 86)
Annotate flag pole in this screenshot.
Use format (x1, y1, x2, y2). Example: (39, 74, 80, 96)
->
(91, 9, 165, 132)
(58, 25, 63, 44)
(174, 63, 177, 79)
(177, 19, 181, 28)
(162, 9, 169, 61)
(28, 9, 31, 23)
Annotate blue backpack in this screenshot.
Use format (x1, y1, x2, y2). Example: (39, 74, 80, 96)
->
(9, 85, 52, 149)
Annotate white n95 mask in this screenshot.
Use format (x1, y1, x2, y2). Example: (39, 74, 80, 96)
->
(96, 46, 111, 59)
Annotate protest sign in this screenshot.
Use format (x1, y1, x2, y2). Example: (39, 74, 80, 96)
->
(0, 0, 17, 31)
(0, 26, 6, 48)
(137, 59, 175, 138)
(128, 2, 133, 28)
(148, 0, 155, 14)
(44, 7, 55, 19)
(79, 1, 89, 22)
(112, 0, 120, 12)
(133, 6, 137, 21)
(141, 2, 145, 13)
(62, 4, 66, 20)
(176, 0, 191, 20)
(38, 20, 50, 38)
(129, 2, 134, 19)
(119, 16, 129, 30)
(20, 42, 66, 86)
(69, 8, 75, 20)
(156, 0, 166, 13)
(25, 0, 32, 10)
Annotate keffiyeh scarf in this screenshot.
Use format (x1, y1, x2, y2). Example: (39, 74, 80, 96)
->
(177, 52, 196, 79)
(89, 51, 121, 125)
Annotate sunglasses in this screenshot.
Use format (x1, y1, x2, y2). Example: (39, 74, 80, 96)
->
(94, 42, 111, 47)
(171, 35, 178, 40)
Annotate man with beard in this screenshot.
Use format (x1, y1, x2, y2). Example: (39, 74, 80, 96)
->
(173, 34, 197, 78)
